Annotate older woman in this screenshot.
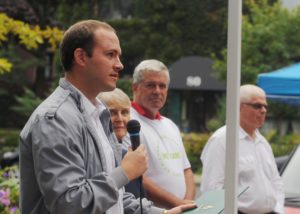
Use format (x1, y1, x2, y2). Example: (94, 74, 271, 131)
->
(98, 88, 131, 149)
(98, 88, 145, 198)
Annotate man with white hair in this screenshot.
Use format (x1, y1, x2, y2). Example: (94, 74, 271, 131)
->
(131, 59, 196, 209)
(200, 84, 284, 214)
(19, 20, 196, 214)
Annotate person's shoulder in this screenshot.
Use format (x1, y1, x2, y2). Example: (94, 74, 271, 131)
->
(204, 126, 227, 147)
(160, 115, 173, 123)
(201, 126, 226, 160)
(160, 116, 179, 128)
(130, 107, 145, 124)
(256, 130, 272, 148)
(130, 107, 139, 118)
(130, 107, 153, 123)
(39, 87, 75, 118)
(21, 86, 76, 134)
(211, 125, 227, 139)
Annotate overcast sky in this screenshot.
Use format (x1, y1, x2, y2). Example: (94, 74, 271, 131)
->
(281, 0, 300, 9)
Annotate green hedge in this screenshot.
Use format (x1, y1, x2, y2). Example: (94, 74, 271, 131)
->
(264, 129, 300, 156)
(182, 132, 210, 173)
(0, 129, 19, 157)
(182, 131, 300, 174)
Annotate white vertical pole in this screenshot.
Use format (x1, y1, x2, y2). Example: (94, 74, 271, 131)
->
(224, 0, 242, 213)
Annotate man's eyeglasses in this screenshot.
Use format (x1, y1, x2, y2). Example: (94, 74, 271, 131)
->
(243, 103, 268, 110)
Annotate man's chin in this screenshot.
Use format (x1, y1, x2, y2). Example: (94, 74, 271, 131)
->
(257, 122, 264, 128)
(115, 131, 125, 140)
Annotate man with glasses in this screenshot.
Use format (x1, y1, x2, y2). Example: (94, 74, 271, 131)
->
(200, 84, 284, 214)
(130, 59, 196, 209)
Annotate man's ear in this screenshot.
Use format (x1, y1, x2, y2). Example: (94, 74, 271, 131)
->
(73, 48, 86, 67)
(132, 83, 138, 93)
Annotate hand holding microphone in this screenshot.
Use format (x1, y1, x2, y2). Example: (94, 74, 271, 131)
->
(121, 120, 148, 181)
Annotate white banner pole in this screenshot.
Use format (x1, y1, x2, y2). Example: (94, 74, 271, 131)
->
(224, 0, 242, 213)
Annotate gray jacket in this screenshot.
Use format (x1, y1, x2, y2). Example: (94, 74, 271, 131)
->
(20, 78, 162, 214)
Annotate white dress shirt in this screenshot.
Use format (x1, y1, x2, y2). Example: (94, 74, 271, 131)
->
(200, 126, 284, 214)
(78, 91, 124, 214)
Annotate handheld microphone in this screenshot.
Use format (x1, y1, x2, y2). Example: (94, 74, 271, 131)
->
(127, 119, 141, 150)
(126, 119, 144, 214)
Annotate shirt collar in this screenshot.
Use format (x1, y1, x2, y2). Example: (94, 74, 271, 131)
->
(131, 102, 162, 120)
(239, 127, 249, 139)
(71, 85, 105, 118)
(239, 126, 262, 143)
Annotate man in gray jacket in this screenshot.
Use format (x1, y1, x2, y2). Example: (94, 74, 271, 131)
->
(19, 20, 196, 214)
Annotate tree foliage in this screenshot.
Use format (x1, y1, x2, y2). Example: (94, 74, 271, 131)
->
(0, 0, 230, 128)
(11, 87, 43, 119)
(212, 0, 300, 122)
(213, 0, 300, 84)
(110, 0, 228, 75)
(0, 13, 63, 74)
(132, 0, 228, 64)
(1, 1, 229, 76)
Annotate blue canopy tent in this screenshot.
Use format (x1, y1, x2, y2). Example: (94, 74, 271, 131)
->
(257, 63, 300, 105)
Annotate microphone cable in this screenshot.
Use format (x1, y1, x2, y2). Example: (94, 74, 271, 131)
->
(139, 176, 143, 214)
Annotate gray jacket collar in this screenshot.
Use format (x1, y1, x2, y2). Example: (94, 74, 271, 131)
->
(59, 78, 122, 165)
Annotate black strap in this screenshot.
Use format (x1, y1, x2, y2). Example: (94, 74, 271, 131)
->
(238, 211, 276, 214)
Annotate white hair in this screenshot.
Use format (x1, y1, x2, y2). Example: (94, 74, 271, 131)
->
(132, 59, 170, 84)
(240, 84, 266, 103)
(98, 88, 131, 107)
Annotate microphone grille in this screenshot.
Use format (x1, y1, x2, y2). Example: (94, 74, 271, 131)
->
(127, 119, 141, 134)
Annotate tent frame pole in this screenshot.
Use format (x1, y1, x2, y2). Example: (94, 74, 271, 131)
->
(224, 0, 242, 213)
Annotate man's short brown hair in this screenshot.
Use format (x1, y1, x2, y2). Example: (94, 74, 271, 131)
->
(60, 20, 115, 71)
